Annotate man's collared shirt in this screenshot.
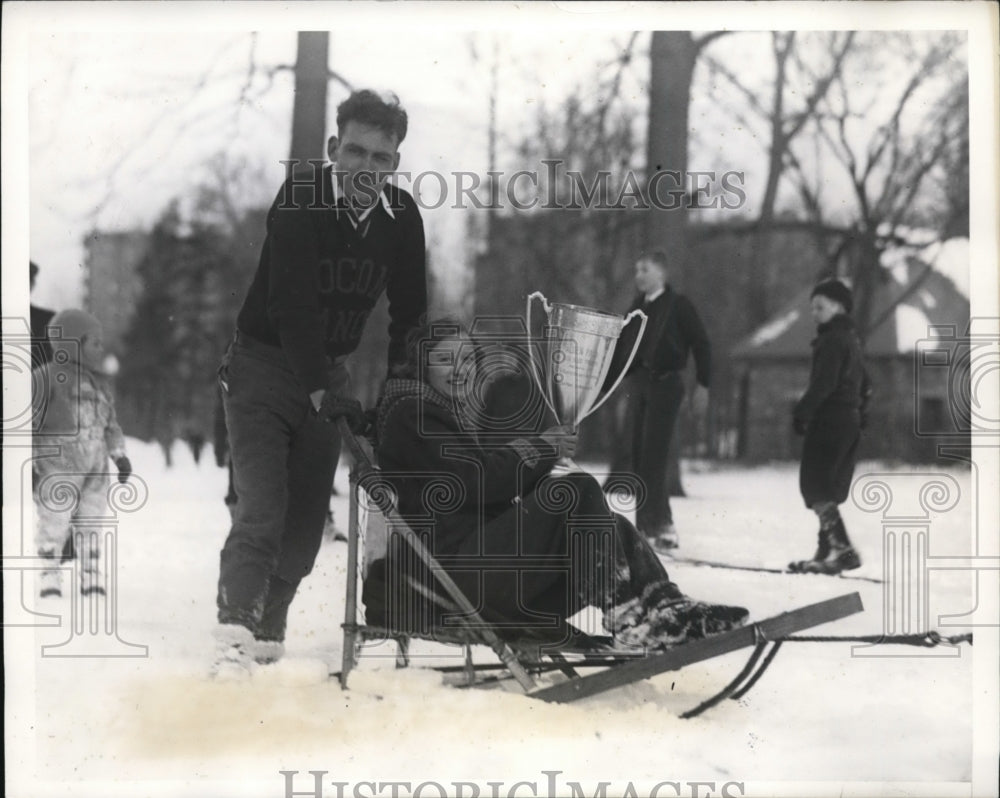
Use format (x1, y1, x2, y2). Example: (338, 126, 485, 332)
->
(330, 169, 396, 234)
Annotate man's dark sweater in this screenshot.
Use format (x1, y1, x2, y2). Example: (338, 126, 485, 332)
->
(610, 287, 711, 388)
(237, 165, 426, 393)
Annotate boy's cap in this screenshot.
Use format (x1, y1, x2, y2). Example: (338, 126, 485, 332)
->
(811, 279, 853, 313)
(48, 309, 102, 343)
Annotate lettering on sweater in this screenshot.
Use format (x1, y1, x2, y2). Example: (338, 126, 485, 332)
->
(318, 257, 388, 300)
(326, 309, 373, 345)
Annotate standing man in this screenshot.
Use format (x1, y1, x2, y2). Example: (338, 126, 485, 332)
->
(213, 90, 427, 677)
(614, 250, 711, 553)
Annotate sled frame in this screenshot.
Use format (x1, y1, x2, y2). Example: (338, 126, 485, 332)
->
(335, 421, 864, 704)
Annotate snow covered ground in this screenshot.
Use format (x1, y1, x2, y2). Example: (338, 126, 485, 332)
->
(6, 440, 997, 798)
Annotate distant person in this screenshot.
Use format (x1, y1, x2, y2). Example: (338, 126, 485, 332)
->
(29, 261, 55, 368)
(30, 261, 78, 564)
(32, 310, 131, 598)
(611, 251, 711, 553)
(789, 279, 871, 575)
(212, 89, 427, 678)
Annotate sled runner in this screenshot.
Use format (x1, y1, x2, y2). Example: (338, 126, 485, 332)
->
(664, 554, 884, 584)
(334, 421, 865, 709)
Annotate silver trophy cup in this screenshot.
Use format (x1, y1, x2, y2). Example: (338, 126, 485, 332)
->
(526, 291, 648, 471)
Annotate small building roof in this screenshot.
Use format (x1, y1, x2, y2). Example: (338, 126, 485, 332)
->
(732, 240, 970, 360)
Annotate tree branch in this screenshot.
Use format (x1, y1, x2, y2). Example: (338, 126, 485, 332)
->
(693, 31, 731, 55)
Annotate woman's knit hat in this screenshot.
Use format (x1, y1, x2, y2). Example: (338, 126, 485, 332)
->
(811, 279, 853, 313)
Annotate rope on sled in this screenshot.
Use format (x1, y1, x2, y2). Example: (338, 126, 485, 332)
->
(782, 630, 973, 646)
(680, 627, 972, 719)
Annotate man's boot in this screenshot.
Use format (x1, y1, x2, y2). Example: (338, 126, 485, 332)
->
(211, 623, 255, 681)
(648, 523, 679, 554)
(253, 575, 298, 665)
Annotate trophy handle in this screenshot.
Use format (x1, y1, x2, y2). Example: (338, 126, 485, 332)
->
(525, 291, 560, 421)
(583, 308, 648, 418)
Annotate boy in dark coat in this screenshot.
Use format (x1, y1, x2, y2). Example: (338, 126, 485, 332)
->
(790, 279, 871, 575)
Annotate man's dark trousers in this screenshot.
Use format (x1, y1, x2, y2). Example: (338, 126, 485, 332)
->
(217, 333, 349, 639)
(625, 370, 686, 534)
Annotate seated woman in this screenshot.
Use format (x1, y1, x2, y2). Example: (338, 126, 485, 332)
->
(362, 319, 748, 650)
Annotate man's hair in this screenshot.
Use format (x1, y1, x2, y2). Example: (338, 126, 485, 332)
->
(638, 250, 669, 271)
(337, 90, 408, 144)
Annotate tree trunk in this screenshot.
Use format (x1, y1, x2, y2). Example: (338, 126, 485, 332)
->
(289, 32, 330, 164)
(852, 227, 880, 347)
(746, 34, 792, 328)
(646, 31, 699, 497)
(646, 32, 696, 264)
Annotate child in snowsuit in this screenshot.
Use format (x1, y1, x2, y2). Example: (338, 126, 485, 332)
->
(790, 280, 871, 575)
(32, 309, 132, 597)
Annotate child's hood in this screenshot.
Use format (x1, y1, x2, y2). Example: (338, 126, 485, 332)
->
(47, 309, 102, 365)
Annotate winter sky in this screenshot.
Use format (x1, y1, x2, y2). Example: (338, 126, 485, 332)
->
(4, 1, 997, 318)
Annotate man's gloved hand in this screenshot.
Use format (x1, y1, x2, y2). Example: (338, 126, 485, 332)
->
(792, 416, 808, 436)
(318, 391, 366, 433)
(114, 456, 132, 484)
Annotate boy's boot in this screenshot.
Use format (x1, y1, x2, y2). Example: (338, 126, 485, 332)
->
(804, 517, 861, 574)
(211, 622, 256, 681)
(78, 531, 106, 596)
(38, 548, 63, 598)
(789, 526, 830, 572)
(795, 505, 861, 575)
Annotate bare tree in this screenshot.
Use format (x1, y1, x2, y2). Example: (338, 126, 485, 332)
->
(703, 31, 855, 325)
(787, 32, 966, 338)
(290, 32, 342, 163)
